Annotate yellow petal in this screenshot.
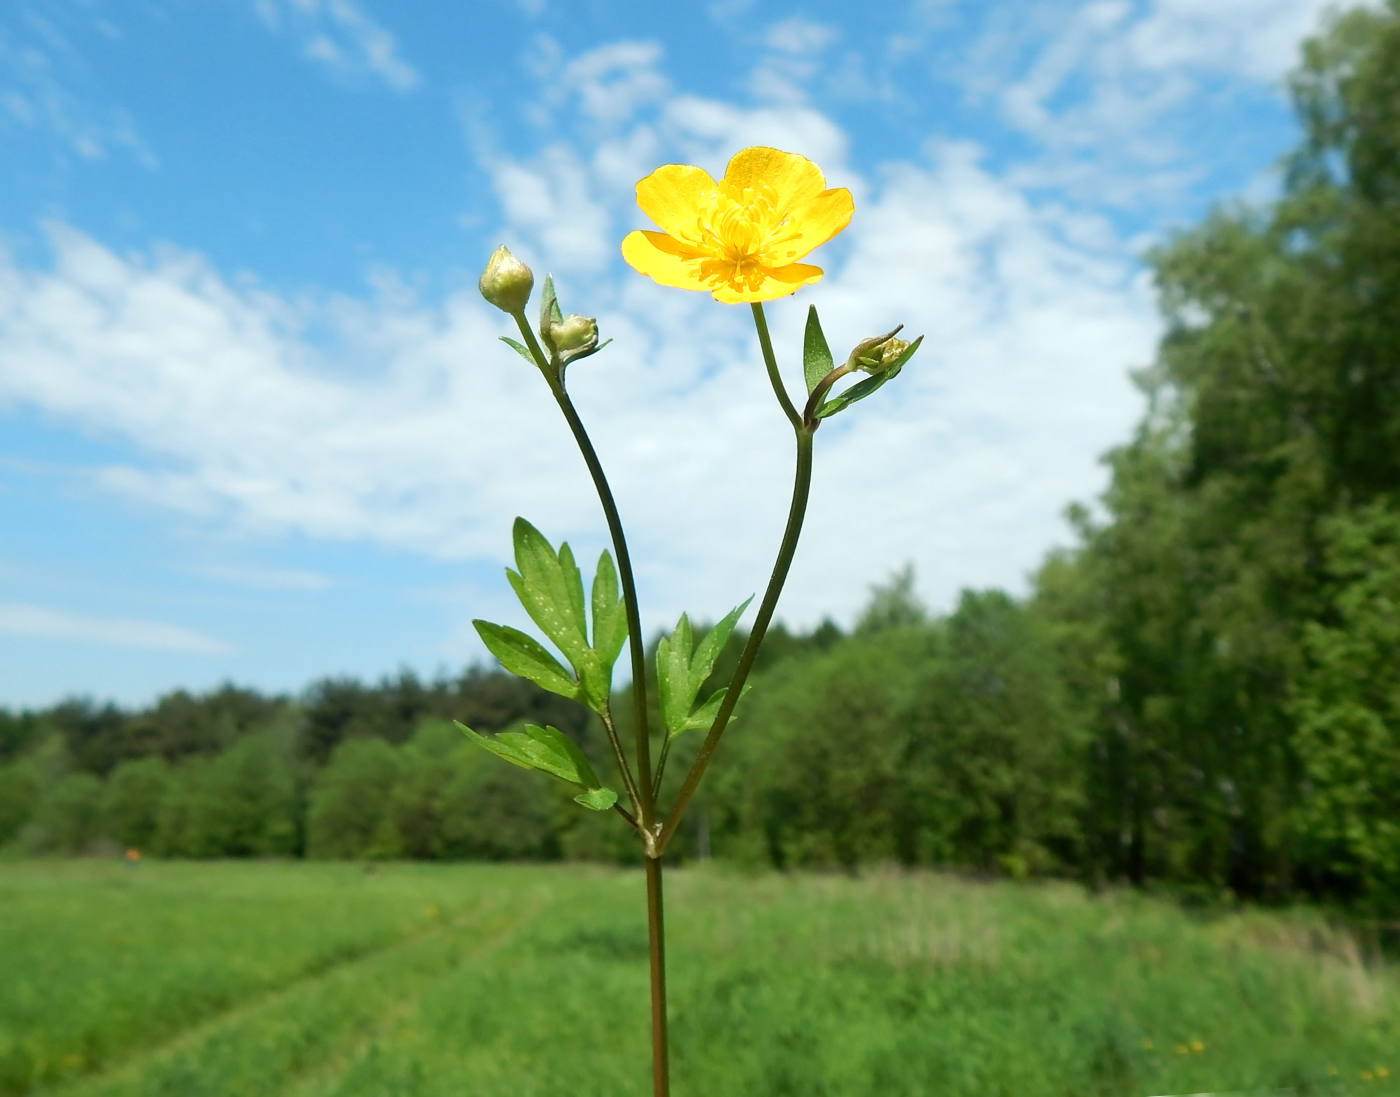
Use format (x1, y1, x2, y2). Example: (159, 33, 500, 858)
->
(635, 165, 718, 241)
(723, 147, 826, 214)
(621, 230, 708, 291)
(710, 262, 824, 304)
(785, 187, 854, 261)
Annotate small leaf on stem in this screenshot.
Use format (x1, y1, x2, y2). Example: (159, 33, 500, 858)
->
(803, 306, 835, 394)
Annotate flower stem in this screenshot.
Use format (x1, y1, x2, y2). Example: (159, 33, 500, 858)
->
(511, 313, 656, 827)
(750, 302, 801, 430)
(646, 856, 670, 1097)
(658, 304, 816, 853)
(652, 735, 673, 802)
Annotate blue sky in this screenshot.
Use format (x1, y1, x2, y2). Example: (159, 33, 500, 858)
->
(0, 0, 1348, 707)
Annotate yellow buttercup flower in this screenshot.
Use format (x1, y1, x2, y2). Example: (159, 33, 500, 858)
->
(621, 146, 853, 304)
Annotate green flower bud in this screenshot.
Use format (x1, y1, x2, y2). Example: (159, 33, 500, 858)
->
(848, 328, 909, 374)
(549, 313, 598, 354)
(478, 246, 534, 313)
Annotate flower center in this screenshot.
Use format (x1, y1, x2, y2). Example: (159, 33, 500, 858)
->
(691, 182, 804, 289)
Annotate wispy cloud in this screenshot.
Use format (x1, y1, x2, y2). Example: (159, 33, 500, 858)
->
(0, 6, 156, 166)
(0, 64, 1153, 634)
(0, 602, 230, 652)
(932, 0, 1348, 209)
(252, 0, 420, 92)
(0, 0, 1339, 645)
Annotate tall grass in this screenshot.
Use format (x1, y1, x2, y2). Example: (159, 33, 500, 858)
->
(1, 861, 1395, 1096)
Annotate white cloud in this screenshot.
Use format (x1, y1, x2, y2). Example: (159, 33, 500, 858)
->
(253, 0, 419, 92)
(750, 17, 836, 105)
(0, 85, 1155, 642)
(0, 602, 230, 653)
(946, 0, 1351, 208)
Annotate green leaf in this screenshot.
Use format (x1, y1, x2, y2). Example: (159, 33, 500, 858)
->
(556, 542, 588, 640)
(539, 274, 562, 336)
(655, 599, 752, 738)
(458, 723, 617, 812)
(500, 337, 537, 366)
(473, 620, 580, 702)
(803, 305, 835, 394)
(814, 371, 892, 419)
(684, 683, 753, 732)
(573, 787, 619, 811)
(508, 518, 592, 670)
(656, 614, 695, 737)
(690, 597, 753, 686)
(591, 550, 628, 668)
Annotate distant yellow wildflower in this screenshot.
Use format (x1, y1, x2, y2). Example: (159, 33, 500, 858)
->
(621, 147, 853, 304)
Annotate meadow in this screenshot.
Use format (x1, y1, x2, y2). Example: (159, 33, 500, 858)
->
(1, 861, 1397, 1097)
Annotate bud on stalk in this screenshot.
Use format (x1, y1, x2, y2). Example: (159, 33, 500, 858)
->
(478, 246, 534, 313)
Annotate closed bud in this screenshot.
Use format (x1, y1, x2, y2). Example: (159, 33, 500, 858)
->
(848, 328, 909, 374)
(549, 313, 598, 354)
(478, 246, 534, 313)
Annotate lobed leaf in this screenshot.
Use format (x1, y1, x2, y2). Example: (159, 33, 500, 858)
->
(573, 787, 619, 811)
(508, 518, 591, 670)
(685, 683, 753, 732)
(457, 722, 618, 812)
(656, 614, 695, 738)
(690, 597, 753, 686)
(655, 599, 753, 739)
(590, 550, 628, 668)
(473, 620, 580, 702)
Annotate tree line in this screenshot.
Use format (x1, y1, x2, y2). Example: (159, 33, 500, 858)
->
(6, 2, 1400, 912)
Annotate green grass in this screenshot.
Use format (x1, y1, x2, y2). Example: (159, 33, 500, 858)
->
(1, 861, 1397, 1097)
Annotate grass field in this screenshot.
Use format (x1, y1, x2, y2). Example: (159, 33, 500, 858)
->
(1, 861, 1397, 1097)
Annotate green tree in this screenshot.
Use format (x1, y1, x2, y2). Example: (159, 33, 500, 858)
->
(900, 591, 1087, 874)
(0, 759, 41, 847)
(1289, 504, 1400, 904)
(439, 743, 559, 861)
(1033, 0, 1400, 900)
(23, 773, 104, 854)
(183, 733, 299, 857)
(102, 757, 170, 851)
(709, 625, 931, 869)
(306, 737, 402, 858)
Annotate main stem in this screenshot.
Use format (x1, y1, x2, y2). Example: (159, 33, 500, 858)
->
(645, 857, 669, 1097)
(512, 313, 667, 1097)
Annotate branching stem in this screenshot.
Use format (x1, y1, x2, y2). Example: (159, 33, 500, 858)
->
(512, 313, 657, 829)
